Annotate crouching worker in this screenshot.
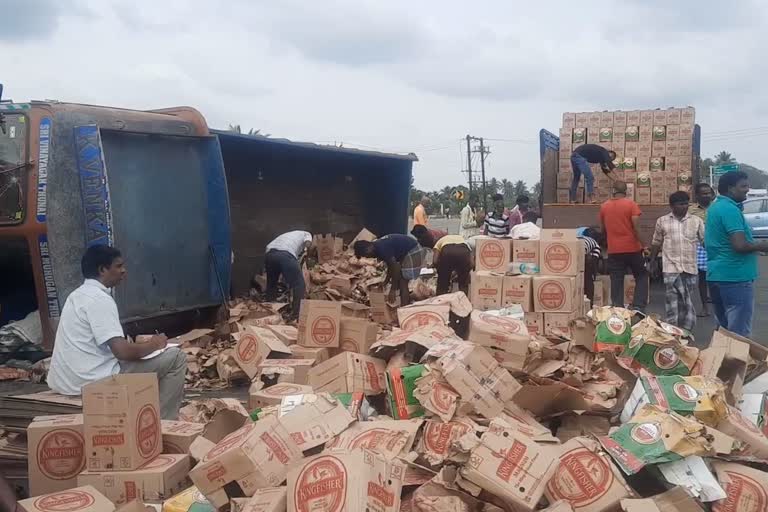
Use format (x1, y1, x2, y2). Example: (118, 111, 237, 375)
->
(264, 230, 312, 319)
(354, 234, 424, 306)
(47, 245, 186, 420)
(411, 226, 471, 296)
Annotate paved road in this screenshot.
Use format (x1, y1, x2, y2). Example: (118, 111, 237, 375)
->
(422, 216, 768, 345)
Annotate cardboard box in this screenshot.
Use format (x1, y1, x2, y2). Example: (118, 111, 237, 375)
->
(266, 325, 298, 345)
(257, 358, 315, 385)
(232, 327, 291, 379)
(460, 419, 560, 510)
(557, 189, 571, 204)
(338, 318, 378, 354)
(623, 275, 649, 305)
(545, 437, 633, 512)
(289, 346, 329, 365)
(680, 107, 695, 126)
(369, 290, 396, 324)
(653, 110, 667, 125)
(287, 449, 405, 512)
(588, 112, 602, 125)
(307, 352, 387, 395)
(161, 420, 204, 454)
(397, 304, 450, 331)
(623, 141, 638, 156)
(613, 111, 627, 127)
(474, 237, 511, 272)
(312, 234, 342, 264)
(666, 124, 680, 140)
(502, 275, 533, 311)
(189, 418, 303, 508)
(249, 383, 315, 409)
(575, 113, 589, 126)
(560, 157, 574, 173)
(599, 111, 613, 126)
(598, 127, 613, 142)
(640, 111, 654, 125)
(562, 112, 576, 129)
(625, 111, 640, 125)
(513, 239, 539, 264)
(716, 405, 768, 459)
(533, 276, 577, 313)
(620, 487, 702, 512)
(297, 300, 342, 348)
(711, 462, 768, 512)
(524, 313, 544, 336)
(625, 183, 636, 201)
(28, 414, 86, 496)
(651, 187, 666, 205)
(666, 108, 682, 125)
(651, 140, 666, 157)
(468, 311, 530, 370)
(635, 188, 651, 204)
(544, 312, 579, 339)
(665, 140, 679, 157)
(649, 156, 665, 172)
(341, 301, 370, 319)
(624, 126, 639, 142)
(540, 229, 585, 276)
(557, 170, 573, 189)
(572, 128, 587, 145)
(78, 454, 190, 506)
(83, 374, 162, 472)
(18, 486, 115, 512)
(236, 488, 286, 512)
(469, 271, 504, 311)
(276, 394, 355, 450)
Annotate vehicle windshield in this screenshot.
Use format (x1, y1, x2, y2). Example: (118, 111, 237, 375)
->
(0, 112, 27, 224)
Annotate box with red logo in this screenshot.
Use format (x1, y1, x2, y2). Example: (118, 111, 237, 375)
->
(460, 418, 560, 510)
(469, 272, 504, 311)
(512, 239, 539, 264)
(28, 414, 85, 496)
(468, 311, 529, 371)
(257, 358, 315, 386)
(289, 346, 330, 365)
(524, 313, 544, 336)
(501, 275, 532, 311)
(336, 318, 378, 354)
(18, 486, 115, 512)
(308, 352, 387, 395)
(298, 300, 342, 348)
(287, 448, 405, 512)
(77, 454, 190, 506)
(161, 420, 204, 455)
(396, 304, 450, 331)
(265, 324, 298, 345)
(83, 374, 162, 472)
(540, 229, 585, 276)
(249, 383, 315, 409)
(236, 488, 286, 512)
(474, 237, 511, 272)
(533, 276, 578, 313)
(233, 327, 292, 379)
(544, 312, 579, 339)
(189, 418, 303, 508)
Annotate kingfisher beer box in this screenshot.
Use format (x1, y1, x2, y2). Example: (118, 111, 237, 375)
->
(307, 352, 387, 395)
(469, 272, 504, 310)
(249, 383, 315, 409)
(83, 374, 162, 472)
(78, 454, 191, 506)
(337, 318, 378, 354)
(28, 414, 86, 496)
(533, 276, 578, 313)
(18, 486, 115, 512)
(540, 229, 585, 276)
(396, 304, 450, 331)
(161, 420, 205, 455)
(297, 300, 342, 348)
(232, 327, 292, 379)
(474, 237, 511, 272)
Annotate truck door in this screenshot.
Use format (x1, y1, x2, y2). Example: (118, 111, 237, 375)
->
(46, 125, 231, 321)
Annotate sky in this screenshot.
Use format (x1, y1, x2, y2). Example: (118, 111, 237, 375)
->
(3, 0, 768, 190)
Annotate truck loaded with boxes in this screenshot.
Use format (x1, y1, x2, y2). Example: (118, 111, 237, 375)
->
(542, 106, 701, 244)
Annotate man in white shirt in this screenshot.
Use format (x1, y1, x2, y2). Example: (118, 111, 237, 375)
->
(47, 245, 187, 419)
(459, 195, 482, 239)
(509, 211, 541, 240)
(265, 230, 312, 318)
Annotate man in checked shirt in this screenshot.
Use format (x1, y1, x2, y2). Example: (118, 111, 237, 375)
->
(648, 191, 705, 331)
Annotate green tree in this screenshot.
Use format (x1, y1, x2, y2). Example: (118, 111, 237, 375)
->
(512, 180, 530, 200)
(714, 151, 735, 165)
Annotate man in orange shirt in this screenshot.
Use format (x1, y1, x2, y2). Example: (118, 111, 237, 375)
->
(599, 180, 648, 311)
(413, 197, 430, 226)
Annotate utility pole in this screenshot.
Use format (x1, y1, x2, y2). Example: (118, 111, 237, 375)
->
(463, 135, 490, 210)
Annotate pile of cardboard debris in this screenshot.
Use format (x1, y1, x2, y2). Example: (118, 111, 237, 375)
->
(17, 282, 768, 512)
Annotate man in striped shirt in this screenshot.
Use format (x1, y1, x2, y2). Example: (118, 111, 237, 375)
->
(483, 194, 511, 238)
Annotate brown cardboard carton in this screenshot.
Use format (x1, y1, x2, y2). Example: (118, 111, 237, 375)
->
(599, 111, 614, 126)
(501, 275, 533, 311)
(623, 275, 650, 305)
(237, 488, 286, 512)
(560, 157, 574, 173)
(563, 112, 576, 129)
(287, 448, 405, 512)
(307, 352, 387, 395)
(189, 418, 303, 508)
(666, 108, 682, 125)
(652, 140, 666, 157)
(640, 110, 654, 125)
(475, 237, 511, 272)
(369, 290, 397, 325)
(249, 383, 315, 409)
(397, 304, 450, 331)
(18, 486, 115, 512)
(653, 110, 667, 125)
(533, 276, 577, 313)
(557, 189, 571, 204)
(289, 345, 329, 365)
(297, 300, 342, 348)
(459, 418, 560, 510)
(468, 311, 530, 371)
(162, 420, 204, 455)
(469, 271, 504, 311)
(680, 107, 695, 126)
(651, 187, 666, 205)
(635, 188, 651, 204)
(711, 461, 768, 512)
(716, 405, 768, 458)
(540, 229, 585, 276)
(337, 318, 378, 354)
(83, 374, 161, 472)
(232, 327, 291, 379)
(666, 123, 680, 140)
(557, 170, 573, 189)
(575, 113, 589, 126)
(265, 325, 298, 345)
(312, 234, 342, 264)
(613, 111, 627, 127)
(257, 358, 315, 385)
(544, 312, 579, 339)
(621, 487, 704, 512)
(325, 418, 422, 460)
(78, 454, 190, 506)
(340, 301, 370, 319)
(276, 394, 355, 451)
(545, 437, 633, 512)
(525, 312, 544, 336)
(27, 414, 85, 496)
(513, 239, 539, 264)
(623, 141, 638, 157)
(625, 110, 641, 126)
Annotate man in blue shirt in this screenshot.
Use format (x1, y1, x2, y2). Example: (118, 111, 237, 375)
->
(705, 171, 768, 337)
(354, 234, 423, 306)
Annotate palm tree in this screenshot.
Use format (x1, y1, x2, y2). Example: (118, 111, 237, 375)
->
(227, 124, 268, 137)
(714, 151, 735, 165)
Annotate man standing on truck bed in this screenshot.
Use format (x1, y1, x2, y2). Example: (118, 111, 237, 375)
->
(47, 245, 187, 420)
(599, 180, 648, 311)
(571, 144, 617, 204)
(705, 171, 768, 337)
(264, 230, 312, 319)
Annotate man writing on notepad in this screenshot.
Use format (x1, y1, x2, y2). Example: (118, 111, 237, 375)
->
(47, 245, 187, 419)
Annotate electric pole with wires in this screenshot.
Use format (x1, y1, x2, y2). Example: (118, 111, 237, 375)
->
(463, 135, 490, 210)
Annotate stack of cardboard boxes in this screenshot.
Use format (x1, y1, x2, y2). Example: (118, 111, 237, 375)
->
(558, 107, 696, 204)
(469, 230, 588, 339)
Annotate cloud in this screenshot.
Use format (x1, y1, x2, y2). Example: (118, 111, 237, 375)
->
(0, 0, 93, 41)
